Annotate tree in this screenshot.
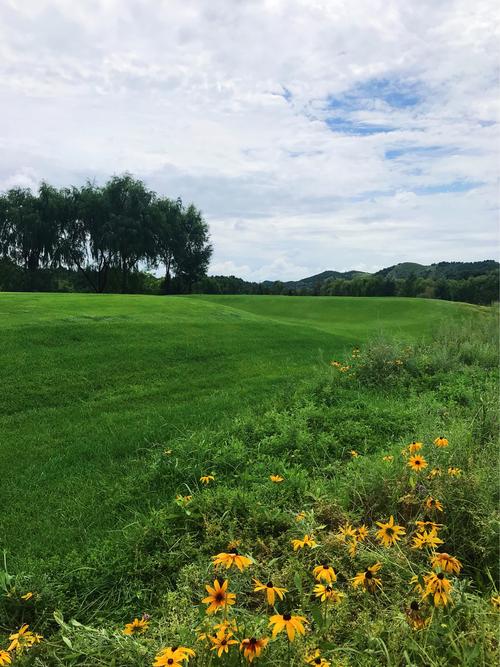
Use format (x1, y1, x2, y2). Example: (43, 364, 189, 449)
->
(151, 196, 183, 293)
(103, 175, 155, 292)
(172, 204, 212, 292)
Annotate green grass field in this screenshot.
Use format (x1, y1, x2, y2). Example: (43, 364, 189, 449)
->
(0, 294, 472, 566)
(0, 293, 498, 666)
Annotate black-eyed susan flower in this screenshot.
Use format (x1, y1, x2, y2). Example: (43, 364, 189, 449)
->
(8, 625, 42, 653)
(337, 522, 356, 542)
(425, 497, 444, 512)
(312, 563, 337, 583)
(214, 619, 238, 634)
(408, 441, 423, 454)
(405, 600, 430, 630)
(356, 524, 369, 542)
(430, 552, 462, 574)
(123, 617, 149, 635)
(270, 474, 284, 483)
(269, 613, 307, 641)
(240, 637, 269, 662)
(423, 571, 453, 607)
(350, 450, 360, 458)
(0, 651, 11, 666)
(202, 579, 236, 615)
(448, 467, 462, 477)
(352, 563, 382, 593)
(434, 436, 449, 448)
(295, 511, 306, 522)
(428, 468, 442, 479)
(411, 529, 444, 550)
(253, 579, 287, 606)
(375, 515, 406, 547)
(154, 646, 196, 666)
(291, 534, 318, 550)
(408, 455, 428, 472)
(212, 549, 252, 572)
(200, 475, 215, 485)
(313, 583, 344, 604)
(382, 455, 394, 462)
(491, 595, 500, 610)
(415, 519, 443, 533)
(306, 649, 331, 666)
(210, 629, 238, 657)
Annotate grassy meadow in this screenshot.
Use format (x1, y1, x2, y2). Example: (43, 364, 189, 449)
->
(0, 293, 497, 666)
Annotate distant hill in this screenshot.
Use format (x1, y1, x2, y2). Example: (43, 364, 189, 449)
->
(280, 260, 499, 288)
(282, 270, 367, 289)
(375, 260, 499, 280)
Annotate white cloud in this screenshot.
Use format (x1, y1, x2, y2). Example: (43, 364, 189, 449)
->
(0, 0, 498, 280)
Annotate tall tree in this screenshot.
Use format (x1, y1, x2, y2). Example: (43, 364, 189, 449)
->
(173, 203, 212, 292)
(151, 196, 183, 293)
(103, 175, 155, 293)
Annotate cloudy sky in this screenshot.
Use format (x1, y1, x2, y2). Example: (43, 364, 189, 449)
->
(0, 0, 498, 280)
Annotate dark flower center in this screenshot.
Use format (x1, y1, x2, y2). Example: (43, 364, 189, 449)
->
(326, 585, 333, 592)
(266, 581, 274, 588)
(229, 548, 239, 555)
(410, 601, 420, 611)
(415, 459, 421, 465)
(215, 592, 225, 602)
(315, 659, 322, 665)
(322, 561, 329, 567)
(283, 613, 292, 621)
(249, 637, 257, 645)
(167, 661, 173, 665)
(385, 527, 394, 535)
(365, 570, 373, 579)
(437, 573, 445, 580)
(221, 640, 227, 646)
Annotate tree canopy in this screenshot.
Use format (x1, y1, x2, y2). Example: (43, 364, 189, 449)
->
(0, 174, 212, 293)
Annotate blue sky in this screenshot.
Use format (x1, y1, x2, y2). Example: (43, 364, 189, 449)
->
(0, 0, 498, 280)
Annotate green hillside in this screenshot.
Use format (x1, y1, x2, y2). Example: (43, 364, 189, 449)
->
(0, 294, 473, 566)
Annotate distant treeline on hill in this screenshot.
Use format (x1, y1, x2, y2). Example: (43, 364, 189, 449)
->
(0, 174, 212, 294)
(195, 260, 499, 305)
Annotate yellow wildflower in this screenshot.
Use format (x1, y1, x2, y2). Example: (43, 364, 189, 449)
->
(210, 629, 238, 657)
(202, 579, 236, 615)
(200, 475, 215, 484)
(408, 455, 428, 472)
(430, 552, 462, 575)
(375, 515, 406, 547)
(352, 563, 382, 593)
(212, 550, 252, 572)
(123, 618, 149, 635)
(240, 637, 269, 663)
(253, 579, 287, 606)
(313, 584, 344, 603)
(292, 534, 317, 550)
(312, 563, 337, 583)
(269, 613, 307, 641)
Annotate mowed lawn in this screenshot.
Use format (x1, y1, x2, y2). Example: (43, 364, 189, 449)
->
(0, 293, 472, 567)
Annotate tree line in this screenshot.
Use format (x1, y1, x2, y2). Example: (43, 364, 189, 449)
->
(0, 174, 212, 293)
(190, 270, 499, 305)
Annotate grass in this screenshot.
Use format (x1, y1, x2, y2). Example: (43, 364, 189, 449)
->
(0, 293, 497, 666)
(0, 294, 471, 567)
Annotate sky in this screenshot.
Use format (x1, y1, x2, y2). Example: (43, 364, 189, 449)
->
(0, 0, 498, 281)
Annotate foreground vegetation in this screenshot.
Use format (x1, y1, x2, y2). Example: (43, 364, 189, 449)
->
(0, 296, 497, 665)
